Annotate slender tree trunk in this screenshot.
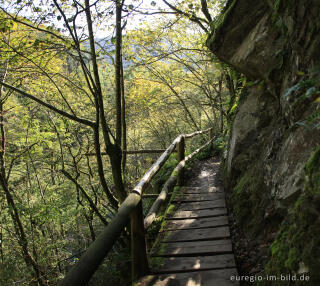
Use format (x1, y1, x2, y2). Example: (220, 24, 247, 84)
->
(84, 212, 96, 242)
(85, 0, 127, 203)
(93, 110, 118, 209)
(224, 70, 237, 124)
(61, 169, 109, 225)
(0, 206, 3, 263)
(120, 55, 127, 177)
(0, 101, 45, 286)
(218, 77, 224, 133)
(115, 0, 122, 146)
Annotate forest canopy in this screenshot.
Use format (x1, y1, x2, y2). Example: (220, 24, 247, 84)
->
(0, 0, 240, 284)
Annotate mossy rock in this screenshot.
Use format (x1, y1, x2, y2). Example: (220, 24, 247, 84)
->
(264, 146, 320, 285)
(207, 0, 238, 45)
(231, 166, 271, 235)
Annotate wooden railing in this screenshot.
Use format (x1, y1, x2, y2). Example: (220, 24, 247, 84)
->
(58, 128, 213, 286)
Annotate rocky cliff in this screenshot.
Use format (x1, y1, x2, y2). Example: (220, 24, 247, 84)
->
(207, 0, 320, 284)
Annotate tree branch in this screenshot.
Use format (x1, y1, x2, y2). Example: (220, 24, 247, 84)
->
(201, 0, 212, 22)
(162, 0, 208, 32)
(61, 169, 109, 225)
(0, 82, 95, 127)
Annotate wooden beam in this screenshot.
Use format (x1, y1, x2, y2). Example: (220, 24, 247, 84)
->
(177, 137, 185, 186)
(142, 193, 172, 198)
(125, 149, 167, 154)
(58, 193, 141, 286)
(133, 135, 182, 195)
(131, 200, 149, 281)
(184, 127, 212, 139)
(85, 149, 177, 156)
(144, 137, 215, 230)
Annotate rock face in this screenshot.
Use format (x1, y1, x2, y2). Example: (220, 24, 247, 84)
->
(207, 0, 320, 284)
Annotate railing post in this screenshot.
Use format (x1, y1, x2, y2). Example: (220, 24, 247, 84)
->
(131, 200, 149, 283)
(177, 136, 185, 186)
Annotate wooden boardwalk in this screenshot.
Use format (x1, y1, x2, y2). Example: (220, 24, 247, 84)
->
(138, 158, 239, 286)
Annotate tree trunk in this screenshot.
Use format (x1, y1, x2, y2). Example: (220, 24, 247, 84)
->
(121, 55, 127, 177)
(0, 101, 45, 286)
(115, 0, 122, 146)
(218, 77, 224, 133)
(85, 0, 127, 203)
(224, 69, 237, 124)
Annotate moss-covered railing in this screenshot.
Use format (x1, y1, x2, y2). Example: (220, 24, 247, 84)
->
(58, 128, 213, 286)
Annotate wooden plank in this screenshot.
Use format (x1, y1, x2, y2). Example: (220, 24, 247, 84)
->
(173, 193, 225, 202)
(181, 186, 224, 194)
(137, 268, 239, 286)
(173, 200, 226, 211)
(167, 208, 227, 219)
(161, 226, 230, 242)
(151, 239, 233, 257)
(153, 254, 236, 272)
(161, 216, 229, 231)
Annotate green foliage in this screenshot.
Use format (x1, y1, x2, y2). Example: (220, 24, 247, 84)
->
(212, 135, 227, 153)
(193, 135, 226, 160)
(184, 135, 227, 176)
(209, 0, 238, 32)
(89, 247, 131, 286)
(0, 1, 232, 284)
(285, 67, 320, 129)
(151, 154, 178, 192)
(271, 0, 282, 23)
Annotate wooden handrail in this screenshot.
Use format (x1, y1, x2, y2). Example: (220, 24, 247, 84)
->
(144, 137, 215, 229)
(142, 193, 172, 198)
(85, 128, 212, 157)
(184, 127, 212, 138)
(85, 149, 171, 156)
(58, 193, 141, 286)
(133, 135, 183, 196)
(58, 128, 213, 286)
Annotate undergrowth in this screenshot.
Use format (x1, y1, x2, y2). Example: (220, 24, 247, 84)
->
(151, 153, 178, 193)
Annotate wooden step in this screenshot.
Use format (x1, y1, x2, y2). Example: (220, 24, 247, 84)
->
(152, 254, 236, 273)
(181, 186, 224, 194)
(151, 239, 233, 257)
(166, 208, 227, 220)
(161, 216, 229, 231)
(137, 268, 239, 286)
(160, 226, 230, 243)
(173, 193, 225, 202)
(173, 200, 226, 211)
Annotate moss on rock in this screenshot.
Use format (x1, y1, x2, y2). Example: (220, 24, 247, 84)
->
(264, 146, 320, 285)
(210, 0, 238, 33)
(231, 167, 270, 235)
